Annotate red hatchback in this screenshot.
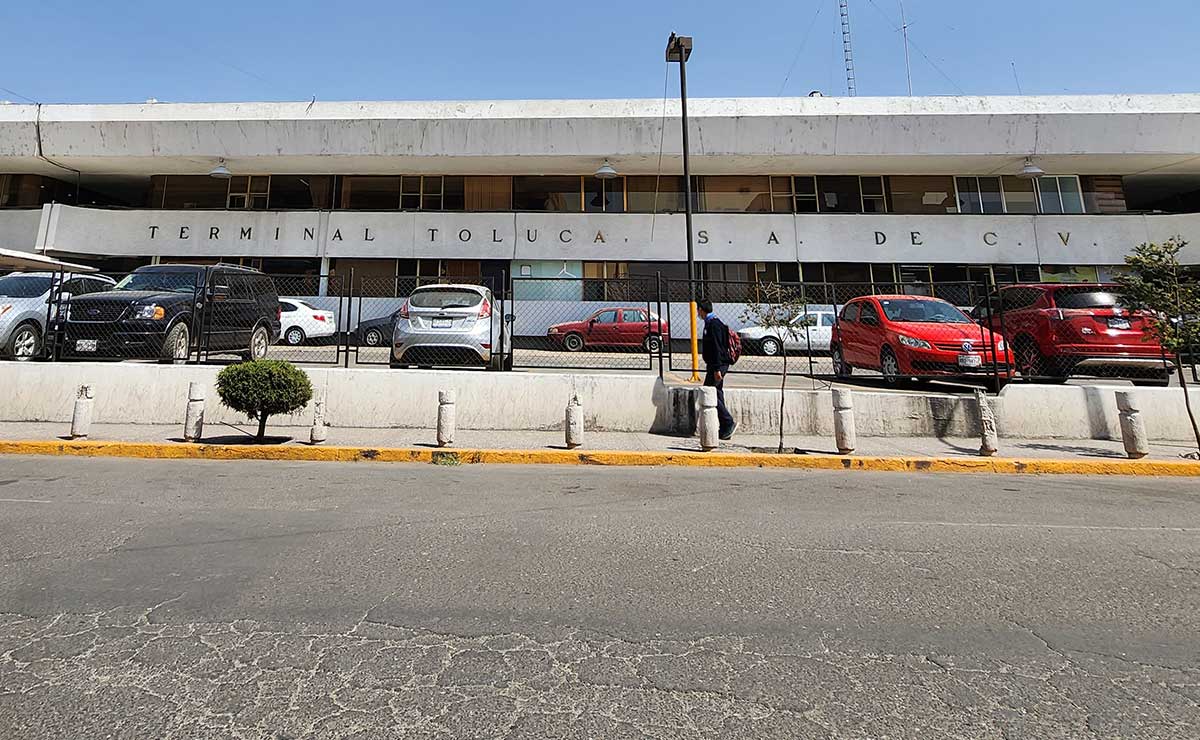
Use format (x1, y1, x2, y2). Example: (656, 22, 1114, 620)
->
(975, 284, 1171, 385)
(548, 307, 669, 353)
(831, 295, 1015, 388)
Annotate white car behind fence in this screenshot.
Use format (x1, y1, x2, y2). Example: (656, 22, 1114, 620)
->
(279, 298, 336, 345)
(737, 310, 836, 356)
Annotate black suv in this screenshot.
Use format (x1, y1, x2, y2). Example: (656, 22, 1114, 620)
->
(62, 264, 280, 362)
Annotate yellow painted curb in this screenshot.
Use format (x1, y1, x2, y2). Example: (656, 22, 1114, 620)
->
(0, 439, 1197, 476)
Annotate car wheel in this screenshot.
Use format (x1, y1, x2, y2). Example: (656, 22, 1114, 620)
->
(831, 345, 852, 379)
(1015, 338, 1066, 383)
(284, 327, 306, 346)
(880, 347, 901, 385)
(8, 323, 42, 361)
(760, 336, 782, 357)
(243, 325, 270, 362)
(563, 333, 584, 352)
(643, 335, 663, 353)
(159, 323, 190, 364)
(364, 328, 383, 347)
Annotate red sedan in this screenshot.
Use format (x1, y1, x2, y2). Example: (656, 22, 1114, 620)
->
(548, 307, 669, 352)
(831, 295, 1015, 389)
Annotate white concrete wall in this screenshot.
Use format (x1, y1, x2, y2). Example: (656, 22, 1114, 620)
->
(38, 204, 1200, 265)
(2, 362, 1199, 441)
(0, 209, 42, 252)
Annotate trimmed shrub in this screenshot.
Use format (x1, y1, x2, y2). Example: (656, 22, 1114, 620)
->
(215, 360, 313, 442)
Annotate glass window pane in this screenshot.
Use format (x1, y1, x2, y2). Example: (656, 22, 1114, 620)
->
(1058, 177, 1084, 213)
(772, 196, 793, 213)
(584, 176, 604, 213)
(626, 175, 685, 213)
(249, 194, 268, 210)
(860, 176, 884, 196)
(249, 176, 270, 194)
(421, 195, 441, 211)
(463, 176, 510, 211)
(1000, 176, 1038, 214)
(862, 196, 887, 214)
(442, 176, 465, 210)
(956, 177, 981, 213)
(227, 194, 247, 209)
(268, 175, 332, 209)
(401, 177, 421, 195)
(979, 177, 1003, 214)
(887, 175, 955, 214)
(770, 176, 792, 196)
(341, 176, 401, 210)
(228, 176, 249, 194)
(794, 176, 817, 196)
(795, 196, 819, 213)
(699, 176, 771, 212)
(1038, 179, 1064, 214)
(817, 176, 862, 213)
(423, 176, 443, 195)
(512, 176, 582, 211)
(604, 177, 625, 213)
(401, 194, 420, 210)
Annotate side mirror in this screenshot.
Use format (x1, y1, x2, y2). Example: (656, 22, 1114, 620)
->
(209, 285, 230, 301)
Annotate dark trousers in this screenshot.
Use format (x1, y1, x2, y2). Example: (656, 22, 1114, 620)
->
(703, 364, 734, 433)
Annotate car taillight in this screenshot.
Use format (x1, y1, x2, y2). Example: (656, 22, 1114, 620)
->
(399, 300, 409, 320)
(479, 298, 491, 319)
(277, 306, 282, 321)
(313, 314, 326, 322)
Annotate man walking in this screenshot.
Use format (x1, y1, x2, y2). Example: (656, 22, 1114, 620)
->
(698, 299, 736, 440)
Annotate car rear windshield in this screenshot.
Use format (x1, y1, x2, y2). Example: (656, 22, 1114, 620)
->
(114, 271, 200, 293)
(879, 299, 972, 324)
(1053, 289, 1124, 309)
(0, 275, 53, 298)
(409, 288, 483, 309)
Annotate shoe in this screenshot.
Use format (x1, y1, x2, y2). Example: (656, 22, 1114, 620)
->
(719, 422, 736, 441)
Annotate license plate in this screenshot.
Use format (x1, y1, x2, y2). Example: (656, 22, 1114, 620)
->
(957, 354, 982, 368)
(1108, 318, 1131, 330)
(432, 319, 452, 329)
(75, 339, 98, 353)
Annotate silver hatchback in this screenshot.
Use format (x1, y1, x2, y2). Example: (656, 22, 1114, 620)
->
(391, 284, 512, 370)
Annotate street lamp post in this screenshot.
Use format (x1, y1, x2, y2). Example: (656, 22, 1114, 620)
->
(666, 32, 700, 381)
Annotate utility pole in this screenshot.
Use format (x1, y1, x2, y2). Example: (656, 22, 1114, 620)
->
(666, 32, 701, 382)
(898, 0, 913, 96)
(839, 1, 857, 97)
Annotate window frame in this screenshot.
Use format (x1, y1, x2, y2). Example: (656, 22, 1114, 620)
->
(1035, 175, 1086, 215)
(227, 175, 271, 210)
(954, 176, 1005, 215)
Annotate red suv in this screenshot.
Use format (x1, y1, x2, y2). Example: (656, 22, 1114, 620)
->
(975, 284, 1171, 386)
(831, 295, 1015, 389)
(548, 307, 669, 352)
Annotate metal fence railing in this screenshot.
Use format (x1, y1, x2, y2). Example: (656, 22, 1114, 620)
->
(2, 266, 1196, 390)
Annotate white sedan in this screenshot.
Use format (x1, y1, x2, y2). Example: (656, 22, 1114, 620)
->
(737, 310, 836, 356)
(279, 299, 336, 345)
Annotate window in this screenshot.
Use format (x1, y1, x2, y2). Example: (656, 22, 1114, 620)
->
(1000, 176, 1038, 214)
(268, 176, 333, 209)
(699, 176, 772, 213)
(769, 177, 794, 213)
(816, 176, 862, 213)
(512, 176, 583, 212)
(820, 314, 836, 327)
(886, 176, 955, 214)
(280, 301, 298, 313)
(463, 176, 511, 211)
(340, 177, 401, 210)
(1001, 287, 1042, 310)
(594, 309, 618, 324)
(793, 176, 819, 213)
(858, 301, 880, 324)
(227, 176, 270, 210)
(621, 309, 648, 323)
(840, 303, 860, 322)
(956, 177, 1004, 214)
(159, 176, 229, 209)
(625, 176, 687, 213)
(443, 176, 466, 210)
(584, 176, 625, 213)
(1037, 176, 1085, 214)
(860, 176, 887, 213)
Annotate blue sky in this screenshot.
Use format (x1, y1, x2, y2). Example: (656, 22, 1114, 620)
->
(2, 0, 1197, 104)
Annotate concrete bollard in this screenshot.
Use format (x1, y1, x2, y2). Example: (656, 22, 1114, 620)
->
(183, 382, 206, 443)
(70, 384, 94, 440)
(309, 392, 328, 445)
(832, 388, 856, 455)
(565, 395, 583, 449)
(974, 389, 999, 457)
(1115, 390, 1149, 459)
(437, 390, 456, 448)
(698, 386, 719, 451)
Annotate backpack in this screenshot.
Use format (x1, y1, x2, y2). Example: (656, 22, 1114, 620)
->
(726, 329, 742, 366)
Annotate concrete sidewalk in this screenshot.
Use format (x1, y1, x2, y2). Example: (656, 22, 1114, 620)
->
(1, 421, 1196, 462)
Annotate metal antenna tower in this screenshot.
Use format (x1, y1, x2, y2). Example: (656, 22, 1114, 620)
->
(839, 0, 857, 96)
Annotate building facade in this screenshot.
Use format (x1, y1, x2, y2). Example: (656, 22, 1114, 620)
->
(2, 94, 1199, 293)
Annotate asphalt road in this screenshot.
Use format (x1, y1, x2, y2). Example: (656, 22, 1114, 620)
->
(1, 459, 1198, 739)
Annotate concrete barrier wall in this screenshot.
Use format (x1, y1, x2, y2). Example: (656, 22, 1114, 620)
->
(1, 362, 1198, 441)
